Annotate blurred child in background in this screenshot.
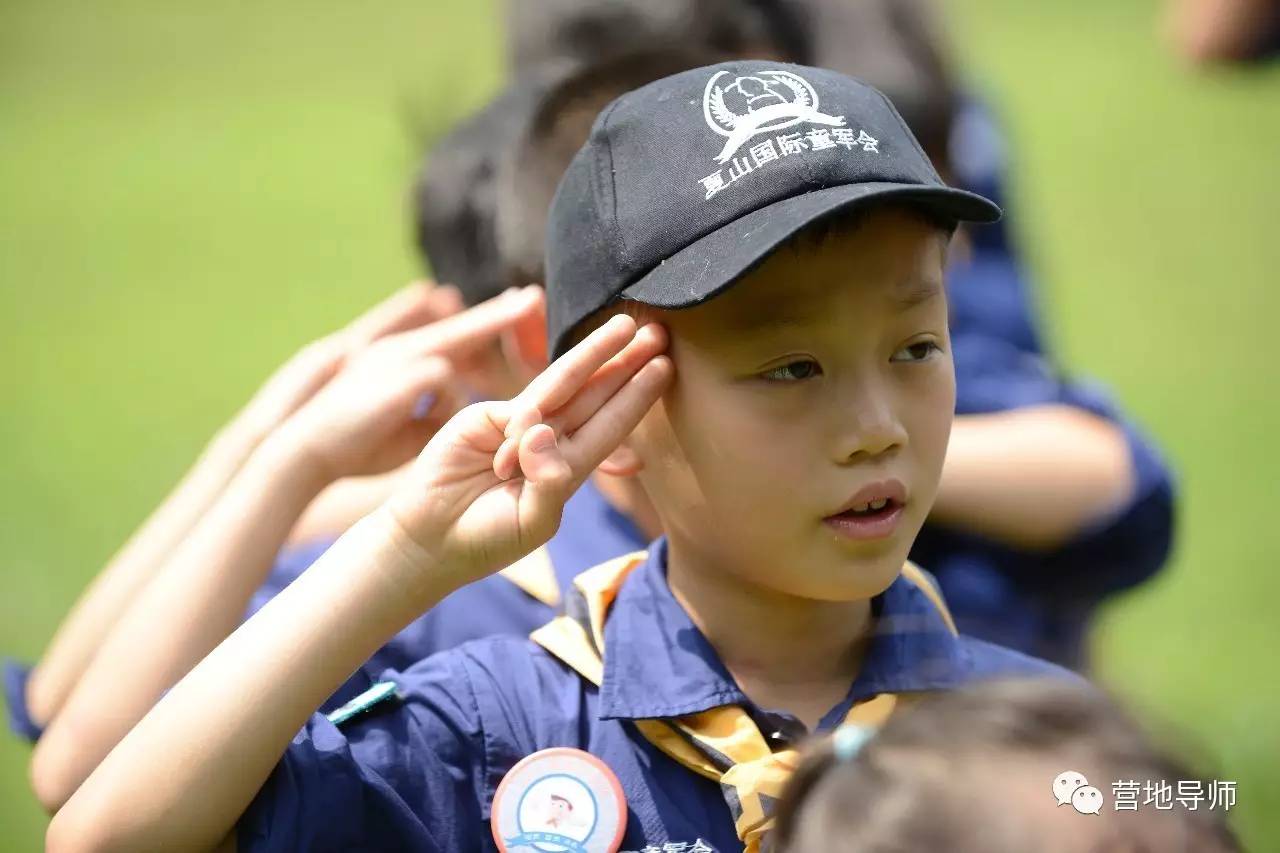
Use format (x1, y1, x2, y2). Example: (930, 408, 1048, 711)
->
(773, 679, 1240, 852)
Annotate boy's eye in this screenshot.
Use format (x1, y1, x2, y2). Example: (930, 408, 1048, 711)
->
(760, 359, 822, 382)
(891, 341, 941, 363)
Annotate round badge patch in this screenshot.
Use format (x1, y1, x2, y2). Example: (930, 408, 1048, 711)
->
(491, 747, 627, 853)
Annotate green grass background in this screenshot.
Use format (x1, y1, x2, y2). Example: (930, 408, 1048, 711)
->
(1, 1, 1276, 849)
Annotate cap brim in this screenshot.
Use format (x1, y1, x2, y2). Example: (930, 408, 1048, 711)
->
(619, 182, 1000, 309)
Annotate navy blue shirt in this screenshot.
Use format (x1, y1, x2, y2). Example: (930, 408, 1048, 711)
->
(3, 662, 39, 742)
(239, 539, 1074, 853)
(920, 297, 1175, 666)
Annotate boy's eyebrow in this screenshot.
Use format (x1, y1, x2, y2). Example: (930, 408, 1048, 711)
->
(721, 298, 820, 332)
(892, 278, 944, 308)
(723, 277, 944, 331)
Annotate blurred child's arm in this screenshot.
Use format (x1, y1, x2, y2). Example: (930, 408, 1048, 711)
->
(28, 289, 538, 813)
(285, 465, 409, 545)
(23, 284, 450, 733)
(932, 404, 1136, 551)
(45, 316, 672, 853)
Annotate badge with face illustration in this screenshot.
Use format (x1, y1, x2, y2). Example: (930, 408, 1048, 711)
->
(491, 747, 628, 853)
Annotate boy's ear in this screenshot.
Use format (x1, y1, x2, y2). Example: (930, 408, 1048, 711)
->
(596, 439, 644, 478)
(504, 286, 549, 382)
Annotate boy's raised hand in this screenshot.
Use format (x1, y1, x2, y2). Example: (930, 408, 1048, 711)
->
(274, 286, 545, 484)
(387, 315, 671, 584)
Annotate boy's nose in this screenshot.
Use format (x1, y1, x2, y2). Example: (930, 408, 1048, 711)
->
(832, 384, 907, 463)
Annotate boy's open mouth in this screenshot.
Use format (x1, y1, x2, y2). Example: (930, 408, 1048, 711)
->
(824, 481, 907, 540)
(830, 498, 901, 521)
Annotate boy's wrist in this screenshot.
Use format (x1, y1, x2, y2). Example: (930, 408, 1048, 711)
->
(363, 506, 468, 620)
(245, 426, 335, 506)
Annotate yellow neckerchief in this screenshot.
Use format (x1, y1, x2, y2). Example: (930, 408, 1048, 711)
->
(530, 552, 958, 853)
(499, 546, 561, 607)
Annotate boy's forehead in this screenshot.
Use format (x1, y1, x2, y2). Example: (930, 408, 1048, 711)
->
(690, 224, 947, 331)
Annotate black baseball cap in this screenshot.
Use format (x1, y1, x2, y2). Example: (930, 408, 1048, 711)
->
(544, 60, 1000, 357)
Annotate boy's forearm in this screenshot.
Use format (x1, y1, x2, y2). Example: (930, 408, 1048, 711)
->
(31, 431, 329, 812)
(286, 465, 407, 544)
(931, 405, 1136, 551)
(26, 414, 272, 728)
(47, 510, 455, 853)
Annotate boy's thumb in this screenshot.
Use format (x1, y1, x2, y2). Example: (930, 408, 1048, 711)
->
(517, 424, 573, 542)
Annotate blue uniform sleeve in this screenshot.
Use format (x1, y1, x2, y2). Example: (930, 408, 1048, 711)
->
(948, 95, 1175, 601)
(948, 327, 1176, 600)
(959, 636, 1088, 687)
(4, 659, 42, 742)
(237, 650, 492, 853)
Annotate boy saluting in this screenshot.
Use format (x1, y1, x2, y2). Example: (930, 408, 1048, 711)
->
(50, 62, 1074, 853)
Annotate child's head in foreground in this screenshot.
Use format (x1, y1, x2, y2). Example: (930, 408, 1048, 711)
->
(544, 61, 999, 598)
(772, 678, 1240, 853)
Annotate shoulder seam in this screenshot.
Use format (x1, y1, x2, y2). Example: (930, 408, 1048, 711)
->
(456, 651, 490, 813)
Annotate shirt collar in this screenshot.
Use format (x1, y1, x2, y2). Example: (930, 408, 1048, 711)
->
(598, 538, 964, 722)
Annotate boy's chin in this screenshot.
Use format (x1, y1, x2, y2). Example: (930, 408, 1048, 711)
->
(772, 545, 909, 603)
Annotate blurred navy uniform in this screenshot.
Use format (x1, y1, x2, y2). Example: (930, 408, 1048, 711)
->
(915, 99, 1175, 668)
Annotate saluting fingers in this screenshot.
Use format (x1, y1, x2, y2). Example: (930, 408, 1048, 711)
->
(514, 314, 640, 418)
(544, 323, 668, 438)
(515, 355, 671, 540)
(559, 356, 673, 476)
(494, 404, 543, 481)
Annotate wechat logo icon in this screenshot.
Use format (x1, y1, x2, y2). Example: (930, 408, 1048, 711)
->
(1053, 770, 1104, 815)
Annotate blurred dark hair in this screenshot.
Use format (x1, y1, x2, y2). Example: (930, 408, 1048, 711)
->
(410, 65, 567, 306)
(794, 0, 957, 164)
(504, 0, 956, 164)
(773, 679, 1240, 853)
(413, 49, 721, 307)
(505, 0, 807, 73)
(494, 46, 728, 290)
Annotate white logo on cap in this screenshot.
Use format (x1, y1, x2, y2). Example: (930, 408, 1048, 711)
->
(697, 69, 881, 201)
(703, 69, 846, 163)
